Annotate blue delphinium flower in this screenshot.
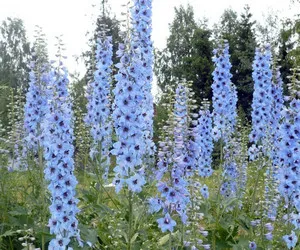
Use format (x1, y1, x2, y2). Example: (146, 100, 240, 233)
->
(249, 241, 257, 250)
(283, 231, 298, 249)
(153, 84, 191, 232)
(157, 213, 177, 233)
(277, 69, 300, 246)
(219, 137, 241, 200)
(149, 197, 163, 213)
(112, 37, 146, 192)
(200, 184, 209, 199)
(42, 57, 81, 249)
(194, 101, 214, 177)
(249, 45, 273, 146)
(24, 48, 48, 152)
(263, 66, 284, 224)
(211, 41, 237, 142)
(85, 36, 113, 180)
(131, 0, 155, 161)
(278, 98, 300, 205)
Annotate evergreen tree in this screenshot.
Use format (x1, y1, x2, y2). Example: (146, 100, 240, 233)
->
(155, 4, 213, 103)
(277, 19, 294, 92)
(234, 5, 257, 118)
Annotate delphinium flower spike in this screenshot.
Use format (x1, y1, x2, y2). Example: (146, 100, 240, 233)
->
(194, 99, 214, 178)
(211, 41, 237, 143)
(112, 26, 146, 193)
(24, 26, 49, 153)
(151, 83, 190, 233)
(249, 44, 273, 154)
(85, 32, 113, 180)
(277, 68, 300, 248)
(263, 63, 284, 234)
(42, 40, 81, 249)
(131, 0, 156, 164)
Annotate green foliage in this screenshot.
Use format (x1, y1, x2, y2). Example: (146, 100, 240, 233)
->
(0, 85, 11, 127)
(155, 4, 214, 103)
(0, 17, 30, 89)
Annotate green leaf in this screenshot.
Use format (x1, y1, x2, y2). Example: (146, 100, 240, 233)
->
(0, 230, 16, 237)
(130, 233, 139, 244)
(158, 234, 169, 246)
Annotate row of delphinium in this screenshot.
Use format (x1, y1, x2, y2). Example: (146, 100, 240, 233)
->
(17, 34, 300, 250)
(2, 2, 300, 250)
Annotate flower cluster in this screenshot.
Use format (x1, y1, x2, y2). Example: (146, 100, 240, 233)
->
(42, 60, 80, 249)
(278, 98, 300, 230)
(151, 84, 190, 232)
(211, 41, 237, 142)
(24, 48, 48, 152)
(131, 0, 155, 159)
(194, 102, 214, 177)
(263, 66, 284, 231)
(220, 143, 239, 199)
(277, 69, 300, 248)
(270, 66, 284, 167)
(249, 45, 273, 146)
(184, 181, 210, 249)
(283, 231, 298, 249)
(277, 102, 300, 201)
(111, 40, 147, 193)
(85, 36, 113, 180)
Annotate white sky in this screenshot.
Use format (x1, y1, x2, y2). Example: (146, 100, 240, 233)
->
(0, 0, 299, 82)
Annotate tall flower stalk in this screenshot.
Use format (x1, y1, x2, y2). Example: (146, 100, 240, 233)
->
(24, 27, 48, 153)
(194, 100, 214, 178)
(111, 1, 155, 248)
(248, 45, 283, 248)
(278, 68, 300, 249)
(211, 41, 237, 249)
(152, 84, 190, 233)
(211, 41, 238, 201)
(42, 41, 80, 249)
(211, 41, 237, 143)
(131, 0, 155, 163)
(249, 45, 273, 149)
(85, 34, 113, 180)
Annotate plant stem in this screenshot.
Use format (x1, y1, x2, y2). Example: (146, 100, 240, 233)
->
(169, 231, 172, 250)
(38, 143, 46, 250)
(212, 140, 224, 250)
(42, 234, 45, 250)
(251, 161, 262, 217)
(128, 190, 133, 250)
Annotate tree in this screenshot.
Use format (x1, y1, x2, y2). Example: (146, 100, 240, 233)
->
(214, 8, 239, 43)
(0, 17, 30, 89)
(276, 19, 294, 91)
(234, 6, 257, 118)
(155, 4, 214, 103)
(0, 17, 31, 127)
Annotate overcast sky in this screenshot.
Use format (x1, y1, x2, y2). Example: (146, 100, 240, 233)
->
(0, 0, 299, 81)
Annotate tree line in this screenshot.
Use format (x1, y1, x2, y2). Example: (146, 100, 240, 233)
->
(0, 3, 299, 126)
